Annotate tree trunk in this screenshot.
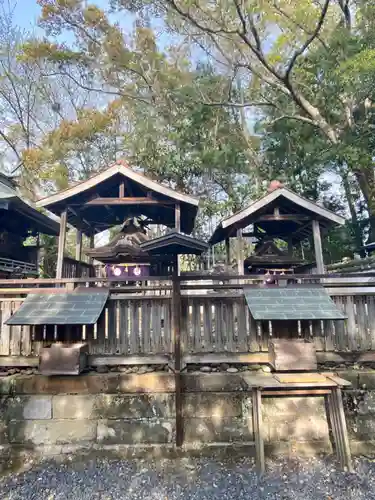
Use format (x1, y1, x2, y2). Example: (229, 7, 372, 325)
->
(354, 164, 375, 243)
(341, 171, 363, 254)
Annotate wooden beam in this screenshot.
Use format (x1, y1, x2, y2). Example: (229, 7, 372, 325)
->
(256, 214, 310, 222)
(75, 229, 82, 262)
(88, 232, 95, 265)
(84, 197, 175, 206)
(312, 219, 325, 274)
(56, 209, 67, 279)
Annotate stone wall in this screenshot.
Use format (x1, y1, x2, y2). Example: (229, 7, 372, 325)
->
(1, 370, 375, 464)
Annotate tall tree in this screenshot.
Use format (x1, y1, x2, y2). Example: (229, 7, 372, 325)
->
(131, 0, 375, 240)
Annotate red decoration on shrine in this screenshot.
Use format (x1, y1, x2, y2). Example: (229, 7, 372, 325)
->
(267, 180, 284, 193)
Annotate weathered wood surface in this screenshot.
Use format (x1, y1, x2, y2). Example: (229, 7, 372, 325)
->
(0, 282, 375, 357)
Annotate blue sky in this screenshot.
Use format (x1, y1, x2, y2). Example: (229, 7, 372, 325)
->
(14, 0, 41, 30)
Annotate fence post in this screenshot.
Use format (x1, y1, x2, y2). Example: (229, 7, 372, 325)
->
(172, 263, 183, 447)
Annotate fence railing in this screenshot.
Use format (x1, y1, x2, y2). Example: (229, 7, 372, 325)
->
(62, 257, 95, 279)
(1, 274, 375, 361)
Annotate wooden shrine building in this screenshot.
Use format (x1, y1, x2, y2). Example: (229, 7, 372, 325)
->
(36, 161, 204, 278)
(0, 173, 59, 277)
(209, 183, 346, 275)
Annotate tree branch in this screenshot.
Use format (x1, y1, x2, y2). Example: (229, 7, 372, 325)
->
(284, 0, 330, 81)
(267, 114, 318, 127)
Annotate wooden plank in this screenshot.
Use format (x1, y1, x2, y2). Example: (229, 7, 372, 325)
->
(236, 299, 247, 352)
(226, 299, 235, 352)
(21, 325, 32, 356)
(163, 298, 172, 353)
(249, 309, 259, 352)
(264, 389, 330, 396)
(142, 300, 151, 354)
(368, 296, 375, 350)
(312, 219, 325, 274)
(0, 302, 11, 355)
(332, 297, 347, 350)
(151, 300, 161, 353)
(323, 319, 335, 352)
(10, 301, 22, 356)
(89, 354, 170, 366)
(345, 296, 357, 351)
(356, 296, 368, 351)
(180, 298, 189, 355)
(252, 388, 265, 475)
(107, 299, 117, 354)
(118, 299, 129, 355)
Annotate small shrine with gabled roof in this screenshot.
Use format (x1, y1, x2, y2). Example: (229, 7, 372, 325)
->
(37, 161, 207, 278)
(210, 181, 346, 276)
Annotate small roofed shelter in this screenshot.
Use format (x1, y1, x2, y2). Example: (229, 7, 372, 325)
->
(0, 173, 59, 277)
(209, 182, 346, 275)
(36, 161, 200, 278)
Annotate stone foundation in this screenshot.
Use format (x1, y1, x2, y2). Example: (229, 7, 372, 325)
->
(1, 370, 375, 466)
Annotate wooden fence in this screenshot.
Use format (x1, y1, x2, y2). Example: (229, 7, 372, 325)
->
(1, 274, 375, 362)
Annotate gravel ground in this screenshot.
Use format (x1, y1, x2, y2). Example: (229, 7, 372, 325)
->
(1, 455, 375, 500)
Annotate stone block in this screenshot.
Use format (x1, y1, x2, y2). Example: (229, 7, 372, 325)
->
(337, 370, 359, 388)
(8, 420, 97, 445)
(183, 393, 242, 418)
(349, 439, 375, 456)
(117, 374, 175, 393)
(265, 413, 329, 442)
(53, 394, 174, 419)
(358, 371, 375, 390)
(0, 396, 52, 420)
(347, 415, 375, 440)
(8, 374, 120, 395)
(357, 392, 375, 415)
(97, 419, 174, 444)
(182, 374, 246, 393)
(262, 396, 326, 419)
(0, 421, 7, 445)
(184, 417, 253, 443)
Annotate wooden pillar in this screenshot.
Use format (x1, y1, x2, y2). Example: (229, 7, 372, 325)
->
(237, 228, 244, 275)
(75, 229, 82, 262)
(172, 257, 183, 446)
(175, 203, 181, 275)
(56, 209, 67, 279)
(225, 238, 230, 267)
(175, 203, 181, 232)
(312, 219, 325, 274)
(287, 238, 293, 256)
(119, 180, 125, 198)
(87, 232, 95, 265)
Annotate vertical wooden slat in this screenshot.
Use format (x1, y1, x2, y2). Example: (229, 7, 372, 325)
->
(323, 320, 335, 351)
(345, 296, 357, 351)
(226, 299, 234, 352)
(333, 297, 347, 351)
(142, 300, 151, 353)
(107, 300, 116, 354)
(10, 301, 22, 355)
(192, 298, 201, 351)
(180, 297, 189, 355)
(118, 299, 129, 355)
(356, 296, 368, 351)
(237, 299, 247, 351)
(151, 300, 161, 353)
(163, 298, 171, 353)
(367, 296, 375, 350)
(95, 308, 106, 354)
(249, 309, 259, 352)
(133, 300, 140, 353)
(0, 301, 11, 355)
(21, 325, 32, 356)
